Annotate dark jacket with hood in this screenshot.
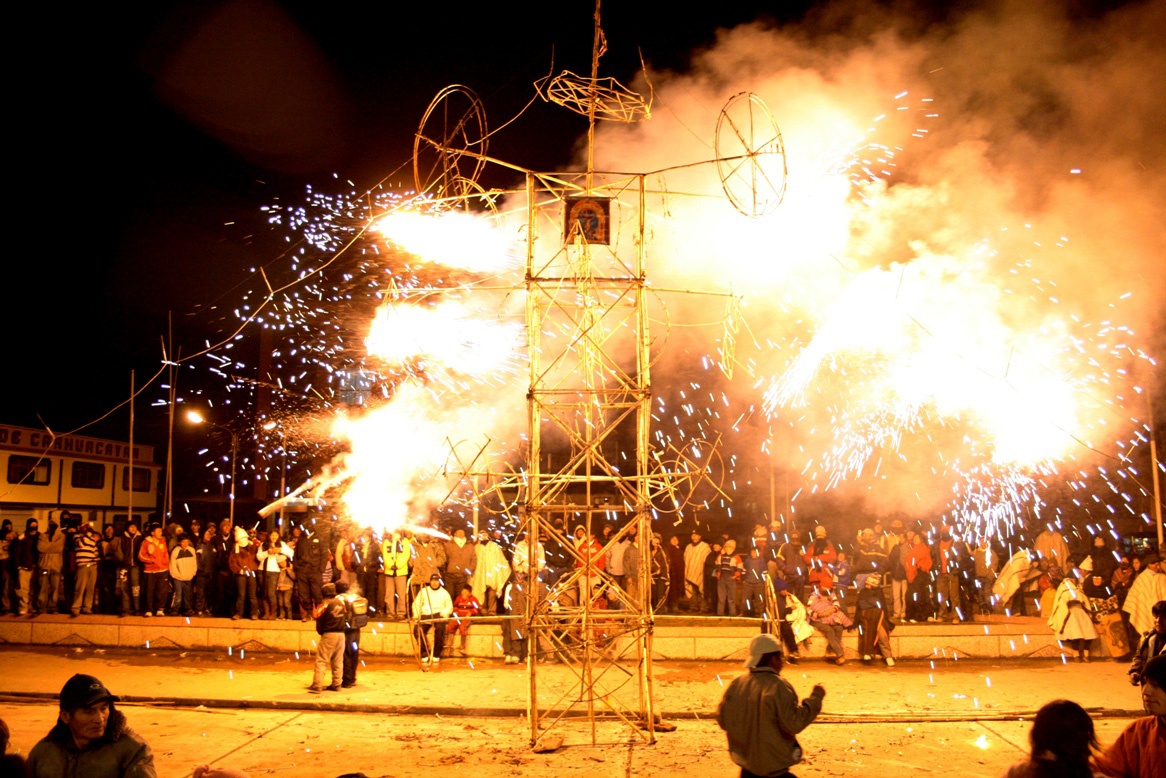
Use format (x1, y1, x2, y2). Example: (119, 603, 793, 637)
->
(26, 706, 155, 778)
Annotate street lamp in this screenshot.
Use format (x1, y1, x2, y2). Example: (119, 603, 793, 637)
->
(187, 410, 239, 526)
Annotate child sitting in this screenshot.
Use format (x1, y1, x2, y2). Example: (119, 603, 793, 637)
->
(447, 585, 482, 651)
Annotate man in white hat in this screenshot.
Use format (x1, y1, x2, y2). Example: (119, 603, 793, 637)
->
(716, 633, 826, 777)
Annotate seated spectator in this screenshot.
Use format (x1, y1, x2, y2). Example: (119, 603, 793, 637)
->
(26, 673, 155, 777)
(1128, 600, 1165, 685)
(447, 584, 482, 652)
(1000, 699, 1100, 778)
(413, 573, 453, 666)
(1097, 653, 1166, 778)
(807, 587, 853, 665)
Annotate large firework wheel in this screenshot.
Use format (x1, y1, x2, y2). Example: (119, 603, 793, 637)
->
(413, 85, 488, 199)
(647, 437, 726, 514)
(715, 92, 788, 218)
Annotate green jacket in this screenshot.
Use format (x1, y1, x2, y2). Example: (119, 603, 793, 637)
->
(27, 709, 156, 778)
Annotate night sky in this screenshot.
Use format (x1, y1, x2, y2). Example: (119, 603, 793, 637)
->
(10, 0, 825, 437)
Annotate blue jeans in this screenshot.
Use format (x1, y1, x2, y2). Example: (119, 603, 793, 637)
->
(717, 577, 740, 616)
(172, 579, 193, 614)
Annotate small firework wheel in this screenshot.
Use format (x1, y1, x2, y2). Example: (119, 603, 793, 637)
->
(715, 92, 787, 218)
(413, 85, 488, 199)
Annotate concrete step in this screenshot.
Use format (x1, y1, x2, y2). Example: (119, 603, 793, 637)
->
(0, 612, 1088, 661)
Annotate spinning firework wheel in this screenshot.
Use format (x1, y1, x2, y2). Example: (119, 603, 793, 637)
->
(413, 85, 488, 199)
(647, 437, 727, 514)
(715, 92, 788, 218)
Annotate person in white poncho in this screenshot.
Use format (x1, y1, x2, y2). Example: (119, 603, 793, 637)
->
(1049, 570, 1097, 662)
(470, 529, 510, 615)
(1123, 554, 1166, 634)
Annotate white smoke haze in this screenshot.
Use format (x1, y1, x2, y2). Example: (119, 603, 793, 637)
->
(580, 0, 1166, 530)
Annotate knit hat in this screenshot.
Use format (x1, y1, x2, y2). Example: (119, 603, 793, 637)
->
(59, 674, 118, 711)
(744, 633, 783, 668)
(1143, 654, 1166, 689)
(321, 583, 337, 597)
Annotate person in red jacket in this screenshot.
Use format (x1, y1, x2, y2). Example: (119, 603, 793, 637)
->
(803, 526, 837, 591)
(228, 527, 260, 620)
(904, 530, 935, 623)
(137, 524, 170, 617)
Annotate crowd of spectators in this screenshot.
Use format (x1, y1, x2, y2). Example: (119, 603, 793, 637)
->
(2, 514, 1163, 665)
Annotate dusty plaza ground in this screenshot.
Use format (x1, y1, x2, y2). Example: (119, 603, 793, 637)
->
(0, 644, 1149, 778)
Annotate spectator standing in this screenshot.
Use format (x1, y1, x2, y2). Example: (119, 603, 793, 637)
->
(333, 527, 355, 586)
(113, 523, 143, 617)
(26, 674, 156, 777)
(1033, 525, 1071, 574)
(37, 522, 65, 614)
(777, 531, 808, 602)
(716, 633, 825, 778)
(904, 531, 934, 622)
(193, 528, 215, 616)
(1000, 699, 1101, 778)
(443, 527, 477, 601)
(853, 528, 887, 577)
(333, 581, 367, 688)
(665, 534, 685, 613)
(70, 525, 101, 616)
(137, 524, 170, 617)
(470, 529, 508, 616)
(1049, 571, 1097, 663)
(0, 526, 11, 614)
(973, 537, 999, 615)
(410, 534, 448, 598)
(413, 573, 454, 666)
(15, 519, 40, 615)
(209, 524, 234, 617)
(308, 583, 346, 693)
(683, 530, 711, 611)
(256, 529, 293, 620)
(855, 574, 895, 667)
(575, 529, 606, 607)
(605, 528, 630, 598)
(381, 530, 412, 619)
(97, 525, 118, 614)
(502, 570, 529, 664)
(715, 539, 744, 617)
(649, 532, 668, 611)
(1097, 653, 1166, 777)
(935, 531, 962, 622)
(354, 530, 380, 608)
(804, 526, 837, 591)
(275, 558, 294, 619)
(293, 528, 326, 621)
(1124, 554, 1166, 635)
(742, 546, 768, 617)
(622, 529, 642, 606)
(229, 528, 260, 620)
(167, 535, 197, 616)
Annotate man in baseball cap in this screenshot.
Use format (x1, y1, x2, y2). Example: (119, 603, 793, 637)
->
(717, 634, 826, 777)
(27, 673, 155, 776)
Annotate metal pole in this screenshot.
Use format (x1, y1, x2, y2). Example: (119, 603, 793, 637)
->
(128, 370, 134, 527)
(1148, 398, 1163, 549)
(229, 431, 238, 526)
(278, 429, 287, 526)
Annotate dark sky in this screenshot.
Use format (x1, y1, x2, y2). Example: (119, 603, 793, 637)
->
(9, 0, 815, 438)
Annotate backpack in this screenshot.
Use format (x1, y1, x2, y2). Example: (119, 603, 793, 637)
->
(344, 594, 369, 629)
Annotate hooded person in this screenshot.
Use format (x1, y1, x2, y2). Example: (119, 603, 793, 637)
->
(26, 673, 155, 777)
(716, 634, 826, 778)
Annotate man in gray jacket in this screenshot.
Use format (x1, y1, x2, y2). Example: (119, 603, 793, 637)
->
(717, 634, 826, 777)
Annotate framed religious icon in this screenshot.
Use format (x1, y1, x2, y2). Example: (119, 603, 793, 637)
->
(564, 195, 611, 244)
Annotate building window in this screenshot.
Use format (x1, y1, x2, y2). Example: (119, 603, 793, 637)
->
(121, 468, 151, 493)
(71, 461, 106, 489)
(7, 455, 51, 486)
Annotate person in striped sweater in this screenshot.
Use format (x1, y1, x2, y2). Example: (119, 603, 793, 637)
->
(70, 524, 101, 616)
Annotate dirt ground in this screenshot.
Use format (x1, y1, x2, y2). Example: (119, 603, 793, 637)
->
(0, 647, 1149, 778)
